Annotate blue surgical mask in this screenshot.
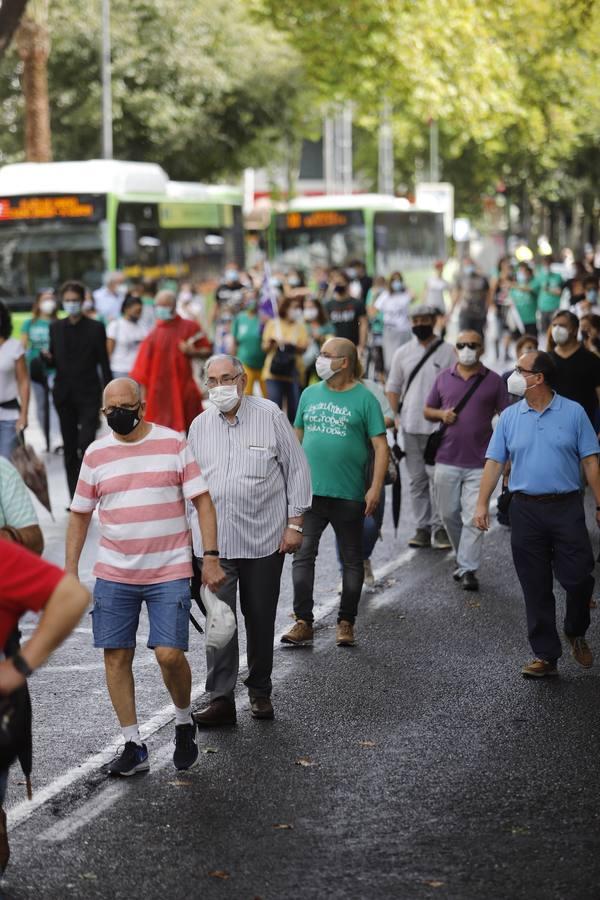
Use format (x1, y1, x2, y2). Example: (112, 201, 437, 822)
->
(225, 269, 238, 282)
(62, 300, 82, 316)
(155, 306, 174, 321)
(587, 290, 598, 302)
(391, 279, 404, 292)
(517, 271, 527, 284)
(464, 265, 475, 275)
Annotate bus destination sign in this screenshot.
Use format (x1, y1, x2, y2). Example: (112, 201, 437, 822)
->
(285, 211, 349, 230)
(0, 194, 105, 223)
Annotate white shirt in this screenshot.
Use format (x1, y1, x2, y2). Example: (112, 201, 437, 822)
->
(386, 337, 456, 434)
(106, 317, 149, 374)
(93, 286, 123, 322)
(0, 338, 24, 421)
(425, 276, 450, 312)
(375, 290, 412, 333)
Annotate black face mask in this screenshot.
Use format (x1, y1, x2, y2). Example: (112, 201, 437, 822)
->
(333, 285, 346, 296)
(412, 324, 434, 341)
(106, 405, 141, 436)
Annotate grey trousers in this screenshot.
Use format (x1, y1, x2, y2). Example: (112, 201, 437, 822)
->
(403, 432, 441, 531)
(200, 552, 284, 701)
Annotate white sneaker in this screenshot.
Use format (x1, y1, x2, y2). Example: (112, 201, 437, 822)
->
(363, 559, 375, 587)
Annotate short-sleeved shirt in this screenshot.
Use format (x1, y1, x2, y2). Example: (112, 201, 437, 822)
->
(325, 299, 366, 346)
(486, 394, 599, 494)
(0, 541, 63, 648)
(70, 423, 208, 584)
(509, 282, 538, 325)
(549, 347, 600, 426)
(0, 337, 24, 422)
(386, 338, 457, 435)
(456, 273, 489, 319)
(294, 381, 386, 501)
(374, 290, 412, 333)
(425, 365, 509, 468)
(535, 270, 563, 313)
(232, 312, 265, 371)
(106, 317, 148, 374)
(21, 317, 53, 365)
(0, 458, 38, 529)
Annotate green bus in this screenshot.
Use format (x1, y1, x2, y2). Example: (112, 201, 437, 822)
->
(0, 160, 244, 313)
(269, 193, 446, 292)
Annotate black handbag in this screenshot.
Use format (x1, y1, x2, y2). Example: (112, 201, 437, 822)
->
(424, 369, 489, 466)
(270, 343, 297, 378)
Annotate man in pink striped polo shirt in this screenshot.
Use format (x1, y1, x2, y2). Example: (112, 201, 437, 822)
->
(66, 377, 225, 776)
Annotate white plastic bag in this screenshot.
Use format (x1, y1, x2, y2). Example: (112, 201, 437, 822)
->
(201, 586, 237, 650)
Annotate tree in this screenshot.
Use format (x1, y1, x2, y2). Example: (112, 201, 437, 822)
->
(15, 0, 52, 161)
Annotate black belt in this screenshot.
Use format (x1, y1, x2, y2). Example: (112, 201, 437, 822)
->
(514, 491, 579, 503)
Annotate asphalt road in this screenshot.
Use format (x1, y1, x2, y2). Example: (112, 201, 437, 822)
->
(3, 420, 600, 899)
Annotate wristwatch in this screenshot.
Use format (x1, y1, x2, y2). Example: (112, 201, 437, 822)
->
(203, 550, 220, 557)
(287, 524, 303, 534)
(11, 651, 33, 678)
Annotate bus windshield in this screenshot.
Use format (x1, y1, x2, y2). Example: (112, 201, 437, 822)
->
(374, 210, 445, 273)
(0, 224, 105, 303)
(274, 210, 366, 271)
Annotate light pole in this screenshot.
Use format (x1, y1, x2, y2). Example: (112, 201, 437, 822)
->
(101, 0, 113, 159)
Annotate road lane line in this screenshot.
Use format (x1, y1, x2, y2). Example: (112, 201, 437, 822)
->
(8, 544, 421, 832)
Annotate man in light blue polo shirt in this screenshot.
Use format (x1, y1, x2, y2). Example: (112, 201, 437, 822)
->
(474, 350, 600, 678)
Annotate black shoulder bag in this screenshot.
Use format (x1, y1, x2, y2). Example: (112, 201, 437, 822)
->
(0, 627, 33, 798)
(424, 369, 489, 466)
(398, 340, 442, 412)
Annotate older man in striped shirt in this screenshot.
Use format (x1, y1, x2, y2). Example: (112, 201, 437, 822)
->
(66, 377, 225, 776)
(188, 354, 312, 725)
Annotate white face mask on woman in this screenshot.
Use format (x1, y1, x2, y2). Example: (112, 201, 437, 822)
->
(551, 324, 570, 345)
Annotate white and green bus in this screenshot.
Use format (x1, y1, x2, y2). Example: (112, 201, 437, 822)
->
(269, 193, 446, 290)
(0, 160, 244, 311)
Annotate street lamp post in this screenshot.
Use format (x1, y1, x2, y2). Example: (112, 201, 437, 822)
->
(101, 0, 113, 159)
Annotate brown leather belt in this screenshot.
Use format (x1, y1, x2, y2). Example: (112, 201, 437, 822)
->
(514, 491, 579, 503)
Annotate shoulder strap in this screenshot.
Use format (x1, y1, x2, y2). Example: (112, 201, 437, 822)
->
(399, 340, 442, 409)
(454, 368, 489, 416)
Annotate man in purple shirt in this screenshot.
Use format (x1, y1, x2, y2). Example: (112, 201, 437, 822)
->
(424, 331, 509, 591)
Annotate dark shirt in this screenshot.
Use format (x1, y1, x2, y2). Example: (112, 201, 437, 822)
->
(325, 298, 366, 346)
(49, 316, 112, 402)
(550, 346, 600, 426)
(456, 273, 490, 318)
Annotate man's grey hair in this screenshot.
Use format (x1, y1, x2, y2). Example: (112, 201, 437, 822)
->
(155, 289, 176, 308)
(103, 377, 142, 404)
(205, 354, 244, 375)
(104, 270, 124, 286)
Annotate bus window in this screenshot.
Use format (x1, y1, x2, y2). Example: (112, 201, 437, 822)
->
(274, 210, 366, 273)
(374, 211, 445, 274)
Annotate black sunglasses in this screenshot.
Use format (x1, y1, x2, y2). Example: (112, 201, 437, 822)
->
(456, 341, 481, 350)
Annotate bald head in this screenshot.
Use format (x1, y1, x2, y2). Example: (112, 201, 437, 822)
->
(321, 337, 362, 379)
(103, 377, 142, 409)
(155, 290, 176, 311)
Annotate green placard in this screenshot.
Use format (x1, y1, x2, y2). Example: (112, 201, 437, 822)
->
(159, 202, 222, 229)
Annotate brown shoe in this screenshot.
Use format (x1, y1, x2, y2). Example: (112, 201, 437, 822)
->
(336, 620, 356, 647)
(280, 619, 313, 645)
(521, 659, 559, 678)
(250, 697, 274, 720)
(0, 806, 9, 873)
(565, 634, 593, 668)
(193, 697, 236, 728)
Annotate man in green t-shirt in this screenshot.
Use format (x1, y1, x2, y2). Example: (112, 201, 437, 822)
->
(533, 258, 564, 335)
(280, 338, 388, 648)
(231, 295, 266, 396)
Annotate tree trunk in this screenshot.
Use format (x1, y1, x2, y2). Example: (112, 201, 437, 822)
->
(16, 12, 52, 162)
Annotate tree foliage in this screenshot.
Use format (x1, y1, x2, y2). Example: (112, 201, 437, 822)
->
(0, 0, 312, 180)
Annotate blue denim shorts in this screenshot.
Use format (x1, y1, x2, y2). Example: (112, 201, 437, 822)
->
(92, 578, 191, 650)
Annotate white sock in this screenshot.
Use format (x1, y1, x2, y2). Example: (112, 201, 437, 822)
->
(175, 704, 193, 726)
(122, 724, 142, 745)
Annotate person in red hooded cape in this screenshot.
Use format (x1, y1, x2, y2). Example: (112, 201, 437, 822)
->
(129, 290, 212, 432)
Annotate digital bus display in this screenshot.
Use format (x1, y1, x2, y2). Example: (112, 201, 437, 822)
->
(0, 194, 106, 224)
(277, 210, 363, 231)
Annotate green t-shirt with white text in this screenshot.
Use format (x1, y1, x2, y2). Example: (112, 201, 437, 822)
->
(294, 381, 386, 501)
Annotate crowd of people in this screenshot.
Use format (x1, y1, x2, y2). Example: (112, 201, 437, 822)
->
(1, 243, 600, 872)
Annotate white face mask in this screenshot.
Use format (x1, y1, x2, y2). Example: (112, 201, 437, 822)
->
(551, 324, 570, 345)
(457, 347, 479, 366)
(304, 308, 319, 321)
(208, 385, 240, 412)
(315, 356, 337, 381)
(39, 299, 56, 315)
(507, 370, 528, 397)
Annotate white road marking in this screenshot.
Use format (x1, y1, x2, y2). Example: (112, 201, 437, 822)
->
(8, 544, 422, 833)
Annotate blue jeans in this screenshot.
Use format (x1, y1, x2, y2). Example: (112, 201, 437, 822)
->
(92, 578, 191, 650)
(265, 378, 300, 423)
(0, 419, 17, 460)
(336, 486, 385, 564)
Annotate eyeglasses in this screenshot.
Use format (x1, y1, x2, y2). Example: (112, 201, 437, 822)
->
(205, 373, 242, 389)
(514, 366, 536, 376)
(318, 353, 345, 360)
(102, 403, 140, 416)
(456, 342, 481, 350)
